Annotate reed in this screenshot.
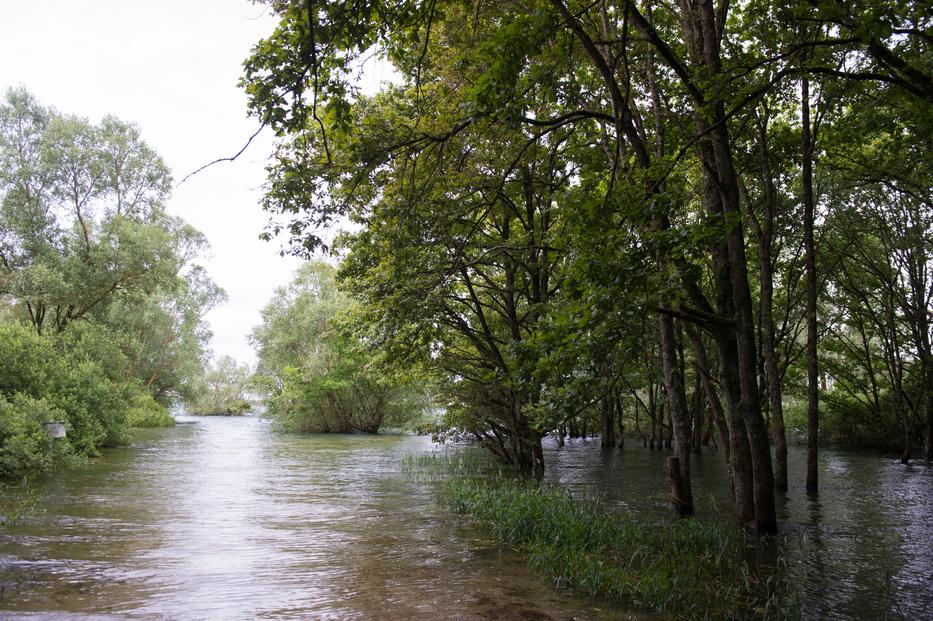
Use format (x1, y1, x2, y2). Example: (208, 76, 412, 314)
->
(404, 452, 799, 620)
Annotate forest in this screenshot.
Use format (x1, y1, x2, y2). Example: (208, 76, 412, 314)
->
(239, 0, 932, 535)
(0, 0, 930, 619)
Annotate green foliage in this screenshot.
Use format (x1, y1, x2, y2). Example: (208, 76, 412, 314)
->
(0, 322, 137, 479)
(407, 453, 799, 619)
(0, 89, 224, 478)
(253, 261, 428, 433)
(125, 394, 175, 428)
(0, 88, 223, 409)
(188, 356, 253, 416)
(0, 395, 69, 479)
(0, 87, 187, 335)
(243, 0, 933, 482)
(0, 481, 38, 527)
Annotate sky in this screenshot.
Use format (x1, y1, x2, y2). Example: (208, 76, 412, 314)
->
(0, 1, 393, 364)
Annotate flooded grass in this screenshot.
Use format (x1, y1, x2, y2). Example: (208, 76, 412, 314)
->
(405, 452, 799, 620)
(0, 481, 38, 527)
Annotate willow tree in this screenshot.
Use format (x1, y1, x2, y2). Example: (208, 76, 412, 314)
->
(0, 87, 191, 335)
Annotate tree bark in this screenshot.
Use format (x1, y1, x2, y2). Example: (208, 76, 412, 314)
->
(601, 364, 617, 447)
(659, 311, 694, 515)
(754, 109, 789, 492)
(802, 77, 820, 494)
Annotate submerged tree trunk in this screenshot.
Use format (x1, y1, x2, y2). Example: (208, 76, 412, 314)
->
(601, 364, 617, 448)
(688, 0, 776, 534)
(687, 325, 736, 499)
(617, 399, 626, 449)
(512, 397, 544, 474)
(754, 109, 789, 492)
(691, 371, 704, 455)
(802, 77, 820, 494)
(926, 360, 933, 461)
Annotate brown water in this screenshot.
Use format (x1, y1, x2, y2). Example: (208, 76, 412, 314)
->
(0, 417, 639, 621)
(1, 417, 931, 620)
(543, 438, 933, 620)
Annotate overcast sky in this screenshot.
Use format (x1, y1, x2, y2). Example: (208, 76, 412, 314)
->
(0, 1, 392, 365)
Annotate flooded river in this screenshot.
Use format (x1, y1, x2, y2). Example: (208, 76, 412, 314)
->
(1, 416, 931, 620)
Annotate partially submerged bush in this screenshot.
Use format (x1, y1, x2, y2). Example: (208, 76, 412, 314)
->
(188, 356, 253, 416)
(126, 394, 175, 428)
(0, 323, 139, 479)
(0, 395, 71, 479)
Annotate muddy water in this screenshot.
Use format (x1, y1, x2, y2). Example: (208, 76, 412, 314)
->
(0, 417, 638, 620)
(543, 438, 933, 620)
(2, 417, 931, 620)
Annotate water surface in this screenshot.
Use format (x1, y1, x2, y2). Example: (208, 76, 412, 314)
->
(0, 417, 635, 620)
(2, 417, 931, 620)
(544, 438, 933, 620)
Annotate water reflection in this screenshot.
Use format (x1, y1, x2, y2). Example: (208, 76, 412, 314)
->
(2, 419, 930, 619)
(542, 439, 933, 620)
(1, 417, 639, 620)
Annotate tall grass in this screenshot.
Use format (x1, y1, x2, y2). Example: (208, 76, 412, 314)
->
(405, 452, 799, 620)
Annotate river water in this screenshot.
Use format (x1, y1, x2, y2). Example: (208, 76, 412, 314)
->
(1, 416, 931, 620)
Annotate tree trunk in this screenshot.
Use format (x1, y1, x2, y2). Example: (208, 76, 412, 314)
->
(691, 371, 704, 455)
(802, 77, 820, 494)
(926, 360, 933, 461)
(754, 109, 789, 492)
(685, 0, 776, 534)
(659, 312, 694, 515)
(649, 387, 658, 449)
(616, 395, 626, 449)
(667, 457, 692, 517)
(601, 364, 617, 448)
(687, 325, 736, 499)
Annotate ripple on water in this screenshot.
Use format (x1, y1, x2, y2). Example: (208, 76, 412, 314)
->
(1, 417, 637, 620)
(2, 417, 930, 620)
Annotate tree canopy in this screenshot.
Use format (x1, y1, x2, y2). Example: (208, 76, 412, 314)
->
(0, 88, 225, 479)
(240, 0, 931, 532)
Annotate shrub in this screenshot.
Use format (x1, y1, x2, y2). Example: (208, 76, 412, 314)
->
(0, 322, 136, 479)
(126, 394, 175, 427)
(0, 395, 73, 479)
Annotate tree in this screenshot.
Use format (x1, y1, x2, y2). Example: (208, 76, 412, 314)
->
(253, 262, 424, 433)
(0, 87, 182, 335)
(240, 0, 932, 530)
(189, 356, 253, 415)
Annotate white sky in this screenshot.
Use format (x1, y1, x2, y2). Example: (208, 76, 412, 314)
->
(0, 1, 395, 365)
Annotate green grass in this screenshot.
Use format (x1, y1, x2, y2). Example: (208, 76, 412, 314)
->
(405, 452, 799, 620)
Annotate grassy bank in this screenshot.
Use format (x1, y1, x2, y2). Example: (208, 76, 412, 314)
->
(406, 452, 798, 620)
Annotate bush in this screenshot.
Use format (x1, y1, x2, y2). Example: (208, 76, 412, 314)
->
(0, 395, 73, 480)
(125, 394, 175, 427)
(784, 393, 905, 451)
(189, 398, 252, 416)
(0, 322, 136, 479)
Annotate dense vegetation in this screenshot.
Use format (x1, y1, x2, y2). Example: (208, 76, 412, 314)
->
(251, 261, 432, 432)
(241, 0, 931, 536)
(408, 453, 797, 619)
(0, 89, 224, 479)
(188, 356, 253, 415)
